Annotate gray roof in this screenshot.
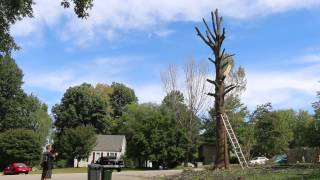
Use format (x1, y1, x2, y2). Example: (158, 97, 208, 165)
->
(93, 135, 125, 152)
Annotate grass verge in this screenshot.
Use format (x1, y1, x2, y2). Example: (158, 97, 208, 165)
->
(164, 164, 320, 180)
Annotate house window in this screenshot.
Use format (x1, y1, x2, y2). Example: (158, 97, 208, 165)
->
(101, 152, 103, 157)
(97, 153, 100, 158)
(115, 153, 117, 157)
(107, 153, 109, 156)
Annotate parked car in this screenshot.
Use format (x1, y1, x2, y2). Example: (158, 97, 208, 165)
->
(95, 157, 124, 172)
(273, 154, 288, 165)
(3, 163, 32, 175)
(249, 157, 269, 165)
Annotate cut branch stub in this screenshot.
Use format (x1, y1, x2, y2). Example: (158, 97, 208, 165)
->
(224, 85, 236, 96)
(208, 57, 216, 64)
(207, 79, 218, 87)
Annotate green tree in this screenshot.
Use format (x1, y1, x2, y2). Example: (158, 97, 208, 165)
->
(307, 91, 320, 147)
(94, 83, 113, 113)
(120, 103, 185, 168)
(52, 83, 112, 134)
(0, 56, 25, 131)
(254, 110, 294, 157)
(290, 110, 314, 147)
(0, 57, 52, 145)
(54, 126, 96, 167)
(30, 103, 52, 145)
(0, 129, 42, 168)
(313, 89, 320, 124)
(161, 90, 200, 165)
(110, 82, 138, 119)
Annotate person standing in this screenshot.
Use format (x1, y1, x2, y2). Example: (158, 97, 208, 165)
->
(41, 144, 55, 180)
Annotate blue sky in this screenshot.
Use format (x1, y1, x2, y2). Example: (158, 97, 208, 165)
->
(11, 0, 320, 113)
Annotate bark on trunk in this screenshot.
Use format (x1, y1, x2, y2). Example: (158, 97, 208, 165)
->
(195, 9, 235, 169)
(214, 74, 229, 169)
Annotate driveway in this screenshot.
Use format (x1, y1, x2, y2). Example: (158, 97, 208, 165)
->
(0, 170, 182, 180)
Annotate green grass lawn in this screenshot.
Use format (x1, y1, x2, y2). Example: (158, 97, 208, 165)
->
(165, 164, 320, 180)
(30, 167, 87, 174)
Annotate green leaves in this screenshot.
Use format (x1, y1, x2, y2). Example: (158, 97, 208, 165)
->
(61, 0, 93, 18)
(120, 103, 185, 168)
(254, 109, 294, 157)
(0, 56, 51, 139)
(0, 0, 33, 55)
(110, 82, 138, 119)
(0, 129, 42, 168)
(54, 126, 96, 167)
(53, 83, 112, 134)
(0, 56, 52, 168)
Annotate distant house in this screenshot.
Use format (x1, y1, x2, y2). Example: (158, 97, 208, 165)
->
(199, 143, 216, 165)
(287, 147, 320, 163)
(74, 135, 126, 167)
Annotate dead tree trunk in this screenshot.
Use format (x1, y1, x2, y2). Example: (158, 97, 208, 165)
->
(195, 9, 236, 169)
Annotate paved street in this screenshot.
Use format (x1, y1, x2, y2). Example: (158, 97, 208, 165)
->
(0, 170, 182, 180)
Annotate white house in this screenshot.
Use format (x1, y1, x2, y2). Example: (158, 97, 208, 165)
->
(74, 135, 126, 167)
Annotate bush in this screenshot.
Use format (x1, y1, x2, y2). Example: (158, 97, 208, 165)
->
(0, 129, 42, 169)
(55, 159, 68, 168)
(123, 155, 135, 168)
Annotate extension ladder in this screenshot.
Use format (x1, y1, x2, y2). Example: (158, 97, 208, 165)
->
(221, 113, 249, 169)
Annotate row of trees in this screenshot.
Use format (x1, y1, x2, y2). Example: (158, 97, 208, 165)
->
(51, 82, 138, 167)
(0, 0, 97, 169)
(49, 56, 320, 169)
(203, 100, 320, 159)
(1, 56, 319, 169)
(0, 56, 52, 168)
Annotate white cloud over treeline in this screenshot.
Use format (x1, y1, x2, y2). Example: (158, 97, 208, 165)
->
(11, 0, 320, 44)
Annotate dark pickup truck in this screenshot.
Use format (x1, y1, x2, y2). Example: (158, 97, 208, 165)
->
(95, 157, 124, 172)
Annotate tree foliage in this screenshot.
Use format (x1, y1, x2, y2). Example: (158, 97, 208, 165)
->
(254, 109, 294, 157)
(0, 129, 42, 168)
(54, 126, 96, 167)
(120, 103, 185, 168)
(161, 89, 200, 164)
(313, 90, 320, 123)
(61, 0, 93, 18)
(52, 83, 112, 134)
(110, 82, 138, 119)
(0, 56, 51, 145)
(290, 110, 315, 147)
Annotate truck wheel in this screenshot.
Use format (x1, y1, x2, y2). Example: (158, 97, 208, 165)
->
(117, 168, 121, 172)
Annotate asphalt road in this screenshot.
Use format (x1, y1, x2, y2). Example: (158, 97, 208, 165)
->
(0, 170, 182, 180)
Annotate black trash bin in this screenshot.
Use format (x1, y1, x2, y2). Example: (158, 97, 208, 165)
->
(101, 167, 112, 180)
(88, 164, 101, 180)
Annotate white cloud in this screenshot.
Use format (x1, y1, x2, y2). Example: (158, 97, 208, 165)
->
(23, 56, 131, 91)
(11, 0, 65, 36)
(133, 84, 164, 103)
(23, 55, 165, 105)
(243, 54, 320, 110)
(11, 0, 320, 45)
